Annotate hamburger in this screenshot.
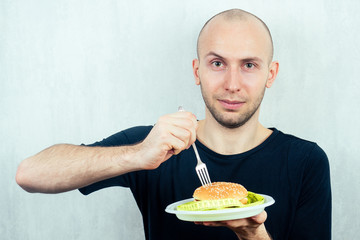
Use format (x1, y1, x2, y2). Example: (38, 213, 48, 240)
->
(177, 182, 264, 211)
(193, 182, 248, 204)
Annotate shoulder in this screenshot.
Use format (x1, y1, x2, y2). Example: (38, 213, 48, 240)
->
(273, 128, 329, 172)
(121, 125, 153, 142)
(87, 125, 153, 147)
(274, 129, 325, 155)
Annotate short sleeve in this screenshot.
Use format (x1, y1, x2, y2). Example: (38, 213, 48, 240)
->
(78, 126, 153, 195)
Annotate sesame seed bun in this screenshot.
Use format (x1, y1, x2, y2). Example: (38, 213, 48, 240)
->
(193, 182, 248, 203)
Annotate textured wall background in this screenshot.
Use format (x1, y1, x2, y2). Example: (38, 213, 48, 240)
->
(1, 0, 359, 239)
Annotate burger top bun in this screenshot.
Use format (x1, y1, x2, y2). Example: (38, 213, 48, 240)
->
(193, 182, 248, 201)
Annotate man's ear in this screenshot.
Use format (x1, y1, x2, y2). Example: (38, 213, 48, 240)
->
(192, 59, 200, 85)
(266, 61, 279, 88)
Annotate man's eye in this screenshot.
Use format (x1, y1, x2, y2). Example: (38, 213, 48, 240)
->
(245, 63, 254, 68)
(212, 61, 223, 67)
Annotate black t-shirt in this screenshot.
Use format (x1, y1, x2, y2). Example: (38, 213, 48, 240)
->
(79, 126, 331, 240)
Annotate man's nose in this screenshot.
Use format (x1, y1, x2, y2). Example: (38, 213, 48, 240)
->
(224, 66, 242, 92)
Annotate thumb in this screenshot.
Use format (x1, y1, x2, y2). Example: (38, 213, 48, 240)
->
(251, 211, 267, 224)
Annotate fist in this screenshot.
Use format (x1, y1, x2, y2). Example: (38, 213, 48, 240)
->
(136, 110, 198, 170)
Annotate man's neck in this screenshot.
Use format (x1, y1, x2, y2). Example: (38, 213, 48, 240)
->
(196, 114, 272, 155)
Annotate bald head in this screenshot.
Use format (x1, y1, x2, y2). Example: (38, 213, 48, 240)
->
(197, 9, 274, 63)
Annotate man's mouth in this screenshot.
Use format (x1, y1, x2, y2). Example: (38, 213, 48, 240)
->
(218, 99, 245, 110)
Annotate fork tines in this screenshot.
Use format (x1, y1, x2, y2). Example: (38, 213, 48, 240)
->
(196, 165, 212, 186)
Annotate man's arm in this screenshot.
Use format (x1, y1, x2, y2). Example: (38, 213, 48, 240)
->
(289, 144, 331, 239)
(16, 143, 140, 193)
(16, 111, 197, 193)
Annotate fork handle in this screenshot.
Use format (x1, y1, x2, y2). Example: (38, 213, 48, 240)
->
(192, 143, 202, 164)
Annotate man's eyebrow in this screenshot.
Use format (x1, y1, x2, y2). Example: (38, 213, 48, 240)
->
(204, 51, 225, 59)
(241, 57, 264, 64)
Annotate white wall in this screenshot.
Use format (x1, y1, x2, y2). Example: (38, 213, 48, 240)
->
(1, 0, 359, 239)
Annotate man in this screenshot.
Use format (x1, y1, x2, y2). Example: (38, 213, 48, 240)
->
(16, 9, 331, 240)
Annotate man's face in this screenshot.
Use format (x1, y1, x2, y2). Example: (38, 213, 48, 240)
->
(193, 17, 278, 128)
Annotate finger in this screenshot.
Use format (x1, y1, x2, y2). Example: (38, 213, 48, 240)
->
(170, 110, 197, 126)
(167, 126, 191, 154)
(163, 114, 197, 148)
(159, 113, 196, 132)
(200, 221, 220, 227)
(168, 124, 191, 142)
(250, 211, 267, 224)
(175, 111, 198, 148)
(188, 116, 198, 148)
(156, 112, 197, 152)
(169, 127, 197, 154)
(217, 219, 249, 228)
(150, 125, 186, 153)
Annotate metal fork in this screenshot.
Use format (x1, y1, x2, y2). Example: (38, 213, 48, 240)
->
(178, 106, 212, 186)
(192, 142, 212, 186)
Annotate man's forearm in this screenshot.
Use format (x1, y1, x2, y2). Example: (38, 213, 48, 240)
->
(16, 143, 140, 193)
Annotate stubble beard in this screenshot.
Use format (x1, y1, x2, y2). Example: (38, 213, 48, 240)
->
(200, 84, 266, 129)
